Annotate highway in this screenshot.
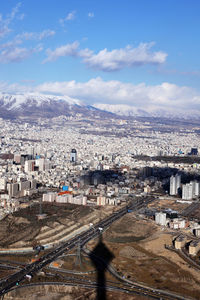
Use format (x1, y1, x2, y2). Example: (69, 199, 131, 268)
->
(0, 197, 190, 299)
(0, 198, 147, 296)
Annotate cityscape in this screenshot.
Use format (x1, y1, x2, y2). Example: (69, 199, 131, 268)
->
(1, 1, 200, 299)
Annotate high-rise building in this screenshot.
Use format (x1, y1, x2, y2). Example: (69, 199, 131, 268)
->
(24, 160, 35, 173)
(170, 174, 181, 195)
(27, 146, 35, 158)
(191, 148, 198, 156)
(182, 180, 200, 200)
(70, 149, 77, 162)
(182, 183, 193, 200)
(194, 181, 200, 197)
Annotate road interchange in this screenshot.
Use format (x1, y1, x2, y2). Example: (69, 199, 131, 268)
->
(0, 197, 191, 299)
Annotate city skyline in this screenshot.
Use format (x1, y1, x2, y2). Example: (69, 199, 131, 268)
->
(0, 0, 200, 115)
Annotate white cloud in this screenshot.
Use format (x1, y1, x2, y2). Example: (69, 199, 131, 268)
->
(0, 28, 50, 63)
(8, 2, 21, 21)
(88, 12, 94, 18)
(66, 11, 76, 20)
(0, 2, 22, 39)
(16, 29, 55, 41)
(44, 42, 167, 71)
(59, 10, 76, 25)
(0, 39, 22, 49)
(0, 26, 11, 39)
(0, 3, 48, 64)
(0, 47, 31, 63)
(82, 43, 167, 71)
(0, 44, 42, 63)
(79, 48, 93, 58)
(38, 30, 55, 40)
(43, 41, 79, 63)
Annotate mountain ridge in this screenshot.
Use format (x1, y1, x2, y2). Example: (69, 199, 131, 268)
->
(93, 103, 200, 120)
(0, 93, 199, 121)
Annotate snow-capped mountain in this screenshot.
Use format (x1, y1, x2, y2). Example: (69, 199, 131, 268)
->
(1, 93, 200, 121)
(0, 93, 82, 110)
(93, 103, 200, 120)
(0, 93, 113, 120)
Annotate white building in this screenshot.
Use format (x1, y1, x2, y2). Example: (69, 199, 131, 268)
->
(24, 160, 34, 173)
(0, 178, 6, 190)
(194, 181, 200, 197)
(170, 174, 181, 195)
(182, 180, 200, 200)
(43, 192, 57, 202)
(155, 212, 167, 226)
(70, 149, 77, 162)
(97, 196, 106, 206)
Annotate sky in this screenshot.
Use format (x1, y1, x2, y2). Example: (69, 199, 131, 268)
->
(0, 0, 200, 114)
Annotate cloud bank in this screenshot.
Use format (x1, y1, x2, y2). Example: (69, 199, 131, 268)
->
(35, 78, 199, 111)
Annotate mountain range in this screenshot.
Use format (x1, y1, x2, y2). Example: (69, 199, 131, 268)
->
(0, 93, 199, 120)
(93, 103, 200, 120)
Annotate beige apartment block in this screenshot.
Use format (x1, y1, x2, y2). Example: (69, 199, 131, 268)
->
(189, 240, 200, 256)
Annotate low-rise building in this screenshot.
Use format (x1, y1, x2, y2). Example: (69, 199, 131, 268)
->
(189, 240, 200, 256)
(174, 235, 187, 250)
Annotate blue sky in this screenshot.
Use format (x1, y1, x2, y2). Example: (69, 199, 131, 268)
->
(0, 0, 200, 113)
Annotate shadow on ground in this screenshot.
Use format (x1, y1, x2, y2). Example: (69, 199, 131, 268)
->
(89, 235, 114, 300)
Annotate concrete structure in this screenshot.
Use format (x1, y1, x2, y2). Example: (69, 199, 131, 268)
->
(24, 160, 34, 173)
(170, 174, 181, 196)
(19, 180, 31, 192)
(43, 192, 57, 202)
(169, 218, 186, 229)
(70, 149, 77, 163)
(7, 182, 19, 197)
(0, 178, 6, 190)
(97, 196, 106, 206)
(189, 240, 200, 256)
(174, 235, 186, 250)
(195, 228, 200, 237)
(155, 212, 167, 226)
(182, 180, 200, 200)
(194, 181, 200, 197)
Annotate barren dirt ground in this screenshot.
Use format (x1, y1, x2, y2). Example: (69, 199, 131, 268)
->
(0, 203, 113, 248)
